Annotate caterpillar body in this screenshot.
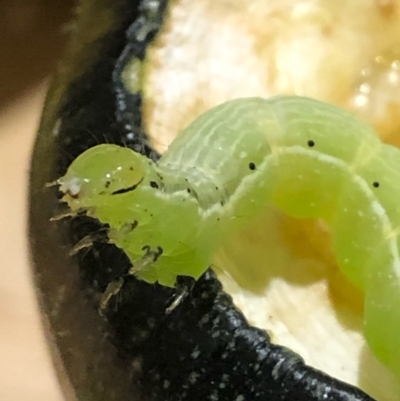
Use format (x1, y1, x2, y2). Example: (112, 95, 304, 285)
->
(58, 96, 400, 380)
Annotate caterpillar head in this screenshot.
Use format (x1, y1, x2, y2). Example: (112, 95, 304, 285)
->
(58, 144, 148, 212)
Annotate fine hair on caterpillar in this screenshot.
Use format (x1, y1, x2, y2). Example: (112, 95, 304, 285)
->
(56, 95, 400, 380)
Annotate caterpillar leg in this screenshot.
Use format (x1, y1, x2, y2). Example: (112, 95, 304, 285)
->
(99, 246, 165, 312)
(99, 277, 125, 312)
(165, 278, 196, 314)
(69, 235, 96, 256)
(128, 245, 164, 275)
(69, 229, 109, 256)
(49, 209, 76, 221)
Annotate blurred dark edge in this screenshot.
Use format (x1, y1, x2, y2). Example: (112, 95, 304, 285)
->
(28, 0, 377, 400)
(0, 0, 74, 109)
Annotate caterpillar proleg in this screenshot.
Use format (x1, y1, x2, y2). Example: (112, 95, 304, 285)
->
(57, 95, 400, 380)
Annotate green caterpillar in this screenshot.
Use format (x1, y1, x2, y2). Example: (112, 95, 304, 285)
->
(57, 95, 400, 381)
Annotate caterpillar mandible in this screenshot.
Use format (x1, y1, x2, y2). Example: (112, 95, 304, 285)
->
(57, 95, 400, 381)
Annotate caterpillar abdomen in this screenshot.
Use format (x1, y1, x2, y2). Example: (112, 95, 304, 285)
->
(57, 96, 400, 380)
